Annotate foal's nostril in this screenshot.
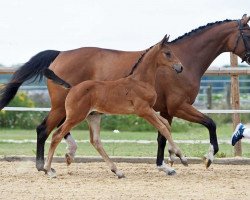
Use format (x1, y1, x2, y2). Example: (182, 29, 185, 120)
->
(173, 64, 183, 73)
(179, 66, 183, 73)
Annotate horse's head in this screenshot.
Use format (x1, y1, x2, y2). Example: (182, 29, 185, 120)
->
(158, 35, 183, 73)
(231, 14, 250, 65)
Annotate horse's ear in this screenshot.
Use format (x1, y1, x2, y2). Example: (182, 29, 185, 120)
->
(161, 34, 170, 46)
(242, 14, 250, 25)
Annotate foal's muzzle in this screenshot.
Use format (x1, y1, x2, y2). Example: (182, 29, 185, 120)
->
(173, 64, 183, 74)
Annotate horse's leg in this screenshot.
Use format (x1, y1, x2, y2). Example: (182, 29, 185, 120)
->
(156, 112, 173, 173)
(87, 114, 125, 178)
(174, 103, 218, 168)
(36, 107, 66, 171)
(140, 108, 187, 166)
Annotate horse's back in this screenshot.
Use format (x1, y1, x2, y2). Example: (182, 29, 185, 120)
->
(49, 47, 143, 86)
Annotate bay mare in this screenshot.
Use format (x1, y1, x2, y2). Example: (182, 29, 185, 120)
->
(43, 36, 185, 178)
(0, 15, 250, 174)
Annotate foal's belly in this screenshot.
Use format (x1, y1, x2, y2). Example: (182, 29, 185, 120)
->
(94, 99, 135, 115)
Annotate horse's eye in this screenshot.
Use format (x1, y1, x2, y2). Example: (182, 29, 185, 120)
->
(165, 52, 171, 58)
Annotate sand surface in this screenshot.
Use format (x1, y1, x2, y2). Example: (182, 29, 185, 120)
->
(0, 161, 249, 200)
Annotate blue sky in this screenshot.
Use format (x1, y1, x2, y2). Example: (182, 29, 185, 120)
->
(0, 0, 249, 66)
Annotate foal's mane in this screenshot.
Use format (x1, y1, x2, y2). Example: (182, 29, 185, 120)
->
(170, 19, 235, 43)
(127, 45, 155, 77)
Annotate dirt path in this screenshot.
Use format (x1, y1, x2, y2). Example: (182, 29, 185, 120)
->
(0, 161, 249, 200)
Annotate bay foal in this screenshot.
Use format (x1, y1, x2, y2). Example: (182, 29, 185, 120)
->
(43, 35, 185, 178)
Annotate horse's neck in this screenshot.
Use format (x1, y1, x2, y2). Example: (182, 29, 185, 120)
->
(170, 22, 236, 78)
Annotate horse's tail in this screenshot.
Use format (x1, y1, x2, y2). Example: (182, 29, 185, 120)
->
(43, 68, 71, 89)
(0, 50, 60, 110)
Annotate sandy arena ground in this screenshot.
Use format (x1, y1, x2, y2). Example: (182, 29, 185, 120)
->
(0, 161, 250, 200)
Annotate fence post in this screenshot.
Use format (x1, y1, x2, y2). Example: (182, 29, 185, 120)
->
(226, 83, 231, 108)
(230, 53, 242, 156)
(206, 85, 212, 109)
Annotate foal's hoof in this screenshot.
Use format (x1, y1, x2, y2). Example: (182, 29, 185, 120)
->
(116, 170, 125, 179)
(167, 158, 174, 167)
(112, 170, 125, 179)
(203, 156, 212, 169)
(180, 157, 188, 167)
(65, 153, 74, 166)
(46, 168, 57, 178)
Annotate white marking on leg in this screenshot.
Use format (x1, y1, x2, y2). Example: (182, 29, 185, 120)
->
(65, 134, 77, 159)
(157, 161, 176, 175)
(206, 144, 214, 162)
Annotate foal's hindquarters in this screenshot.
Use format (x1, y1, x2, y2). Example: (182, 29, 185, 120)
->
(44, 79, 187, 178)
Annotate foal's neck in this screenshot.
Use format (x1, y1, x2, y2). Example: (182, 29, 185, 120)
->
(130, 50, 158, 87)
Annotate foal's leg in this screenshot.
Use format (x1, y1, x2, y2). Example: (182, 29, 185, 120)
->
(174, 103, 218, 168)
(44, 121, 74, 178)
(155, 114, 188, 166)
(153, 113, 176, 175)
(56, 118, 77, 166)
(156, 114, 176, 166)
(140, 108, 187, 166)
(87, 114, 125, 178)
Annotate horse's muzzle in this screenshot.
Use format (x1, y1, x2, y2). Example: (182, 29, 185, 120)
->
(173, 64, 183, 74)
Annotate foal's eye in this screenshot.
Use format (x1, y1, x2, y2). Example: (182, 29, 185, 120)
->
(164, 52, 171, 58)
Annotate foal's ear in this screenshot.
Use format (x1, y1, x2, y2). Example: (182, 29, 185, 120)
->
(161, 34, 170, 46)
(242, 14, 250, 25)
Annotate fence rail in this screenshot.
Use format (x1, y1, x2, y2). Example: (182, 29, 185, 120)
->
(1, 66, 250, 75)
(3, 107, 250, 114)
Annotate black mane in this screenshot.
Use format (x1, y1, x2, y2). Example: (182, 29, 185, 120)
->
(170, 19, 235, 43)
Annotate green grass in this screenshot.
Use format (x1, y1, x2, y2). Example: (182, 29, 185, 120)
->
(0, 123, 233, 140)
(0, 123, 249, 158)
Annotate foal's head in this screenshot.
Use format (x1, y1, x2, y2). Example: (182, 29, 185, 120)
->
(155, 35, 183, 73)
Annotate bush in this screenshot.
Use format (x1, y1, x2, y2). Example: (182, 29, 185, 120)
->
(0, 92, 47, 129)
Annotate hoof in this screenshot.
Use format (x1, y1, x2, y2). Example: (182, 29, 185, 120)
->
(203, 157, 212, 169)
(168, 158, 174, 167)
(46, 168, 57, 178)
(65, 153, 74, 166)
(36, 161, 45, 172)
(167, 170, 176, 176)
(112, 169, 125, 179)
(116, 171, 125, 179)
(157, 163, 176, 175)
(180, 157, 188, 167)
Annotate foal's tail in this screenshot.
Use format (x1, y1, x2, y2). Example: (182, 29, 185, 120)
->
(0, 50, 60, 110)
(43, 68, 71, 89)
